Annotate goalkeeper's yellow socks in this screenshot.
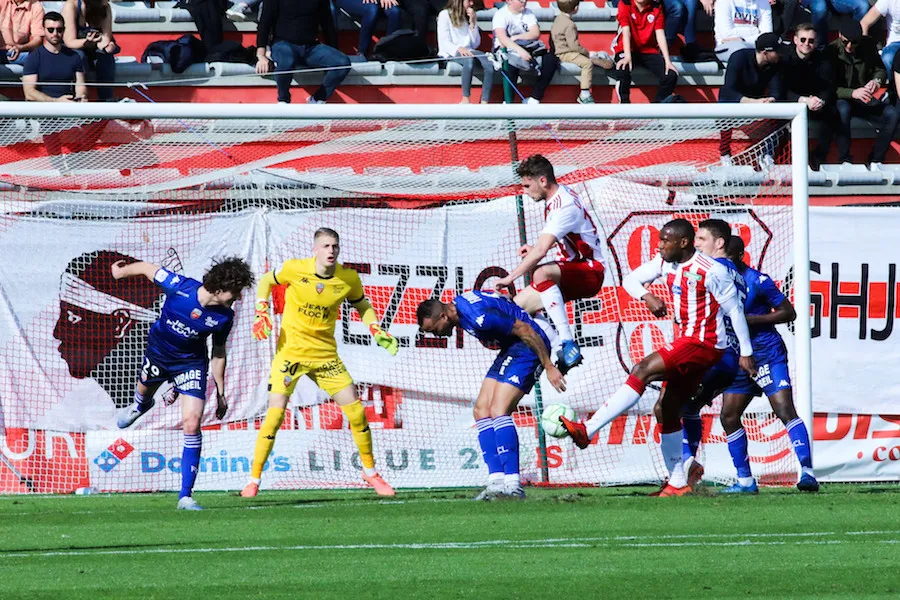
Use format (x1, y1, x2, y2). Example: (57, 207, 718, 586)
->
(250, 407, 285, 480)
(341, 400, 376, 473)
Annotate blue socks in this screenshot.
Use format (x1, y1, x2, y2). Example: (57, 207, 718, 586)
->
(682, 413, 703, 463)
(180, 433, 202, 499)
(492, 415, 520, 476)
(785, 418, 812, 469)
(476, 418, 503, 475)
(726, 428, 752, 479)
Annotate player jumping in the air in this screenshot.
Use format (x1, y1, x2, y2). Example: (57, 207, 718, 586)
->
(660, 219, 747, 490)
(493, 154, 607, 374)
(417, 291, 566, 500)
(114, 257, 255, 511)
(560, 219, 757, 496)
(242, 228, 398, 498)
(719, 236, 818, 493)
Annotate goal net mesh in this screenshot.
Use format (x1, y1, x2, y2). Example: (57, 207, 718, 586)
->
(0, 113, 801, 493)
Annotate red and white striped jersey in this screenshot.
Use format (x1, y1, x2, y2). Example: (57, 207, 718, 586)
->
(623, 251, 742, 350)
(540, 184, 606, 267)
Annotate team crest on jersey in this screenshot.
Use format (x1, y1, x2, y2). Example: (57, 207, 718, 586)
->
(316, 283, 325, 294)
(190, 308, 202, 319)
(647, 14, 655, 22)
(283, 375, 292, 388)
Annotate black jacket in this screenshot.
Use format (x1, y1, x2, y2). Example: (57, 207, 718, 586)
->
(778, 45, 835, 105)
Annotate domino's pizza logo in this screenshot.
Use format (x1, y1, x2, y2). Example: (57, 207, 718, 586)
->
(93, 438, 135, 472)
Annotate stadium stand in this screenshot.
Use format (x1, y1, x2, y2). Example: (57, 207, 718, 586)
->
(0, 0, 898, 181)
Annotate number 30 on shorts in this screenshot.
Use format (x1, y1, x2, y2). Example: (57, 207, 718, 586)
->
(280, 360, 300, 376)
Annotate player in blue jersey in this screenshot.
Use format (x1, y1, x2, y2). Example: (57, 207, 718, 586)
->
(112, 257, 255, 510)
(417, 291, 565, 500)
(657, 219, 748, 491)
(720, 235, 818, 493)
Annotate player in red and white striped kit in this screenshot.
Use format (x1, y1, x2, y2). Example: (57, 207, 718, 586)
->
(560, 218, 757, 496)
(494, 155, 607, 374)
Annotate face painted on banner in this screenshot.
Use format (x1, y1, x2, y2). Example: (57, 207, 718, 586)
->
(52, 250, 168, 408)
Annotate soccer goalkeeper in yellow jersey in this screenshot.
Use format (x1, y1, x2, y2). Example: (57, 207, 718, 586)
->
(241, 228, 399, 497)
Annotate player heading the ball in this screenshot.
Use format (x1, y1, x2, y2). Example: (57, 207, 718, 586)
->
(493, 154, 607, 375)
(113, 257, 255, 511)
(418, 290, 565, 500)
(242, 228, 399, 498)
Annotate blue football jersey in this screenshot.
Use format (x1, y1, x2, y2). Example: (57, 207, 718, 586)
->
(146, 268, 235, 363)
(741, 266, 788, 358)
(454, 290, 551, 352)
(715, 257, 747, 355)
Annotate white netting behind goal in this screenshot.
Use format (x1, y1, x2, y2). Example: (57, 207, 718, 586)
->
(0, 111, 804, 493)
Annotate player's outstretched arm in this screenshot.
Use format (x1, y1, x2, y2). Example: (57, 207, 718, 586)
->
(252, 270, 277, 341)
(494, 233, 557, 291)
(110, 260, 161, 282)
(211, 343, 228, 419)
(351, 297, 398, 356)
(511, 320, 566, 392)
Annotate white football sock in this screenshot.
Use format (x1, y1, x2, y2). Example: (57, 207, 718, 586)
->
(585, 383, 642, 439)
(538, 284, 573, 342)
(661, 432, 687, 488)
(503, 474, 521, 488)
(363, 466, 377, 477)
(738, 476, 755, 487)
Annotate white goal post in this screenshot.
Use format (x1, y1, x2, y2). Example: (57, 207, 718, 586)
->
(0, 102, 811, 492)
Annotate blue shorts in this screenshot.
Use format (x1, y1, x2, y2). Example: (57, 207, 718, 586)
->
(485, 342, 542, 392)
(139, 352, 208, 400)
(691, 350, 739, 407)
(726, 354, 791, 398)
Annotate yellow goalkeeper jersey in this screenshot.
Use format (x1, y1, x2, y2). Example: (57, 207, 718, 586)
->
(273, 258, 365, 359)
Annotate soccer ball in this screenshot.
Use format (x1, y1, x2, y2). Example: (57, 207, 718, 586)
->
(541, 403, 575, 438)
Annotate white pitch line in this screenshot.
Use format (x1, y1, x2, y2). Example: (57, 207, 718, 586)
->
(2, 532, 897, 559)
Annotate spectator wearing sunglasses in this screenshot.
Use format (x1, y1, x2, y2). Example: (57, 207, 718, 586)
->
(779, 23, 834, 168)
(22, 11, 86, 102)
(826, 20, 898, 167)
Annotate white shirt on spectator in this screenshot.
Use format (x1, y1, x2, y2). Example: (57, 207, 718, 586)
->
(437, 9, 481, 58)
(491, 5, 538, 50)
(875, 0, 900, 46)
(714, 0, 772, 46)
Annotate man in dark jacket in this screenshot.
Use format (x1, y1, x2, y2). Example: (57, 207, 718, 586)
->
(825, 20, 898, 166)
(255, 0, 351, 104)
(779, 22, 835, 167)
(718, 32, 783, 168)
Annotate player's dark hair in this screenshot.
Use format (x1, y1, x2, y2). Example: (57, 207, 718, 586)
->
(663, 218, 695, 242)
(698, 218, 732, 244)
(314, 228, 340, 242)
(516, 154, 557, 184)
(416, 298, 445, 328)
(203, 257, 255, 295)
(726, 235, 746, 265)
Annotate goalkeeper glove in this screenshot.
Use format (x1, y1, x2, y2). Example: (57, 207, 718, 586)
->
(369, 323, 398, 356)
(252, 300, 273, 341)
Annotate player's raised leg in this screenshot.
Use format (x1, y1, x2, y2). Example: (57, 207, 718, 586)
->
(768, 387, 818, 492)
(719, 390, 758, 494)
(177, 393, 205, 510)
(472, 378, 505, 500)
(242, 392, 289, 498)
(332, 384, 395, 496)
(118, 379, 161, 428)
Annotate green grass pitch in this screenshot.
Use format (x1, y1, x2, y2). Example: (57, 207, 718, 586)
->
(1, 485, 898, 599)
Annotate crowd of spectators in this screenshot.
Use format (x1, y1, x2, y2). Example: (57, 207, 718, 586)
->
(7, 0, 900, 164)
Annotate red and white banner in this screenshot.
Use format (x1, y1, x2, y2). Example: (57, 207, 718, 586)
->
(1, 198, 898, 491)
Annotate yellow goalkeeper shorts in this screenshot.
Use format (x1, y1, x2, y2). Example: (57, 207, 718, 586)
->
(267, 351, 354, 397)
